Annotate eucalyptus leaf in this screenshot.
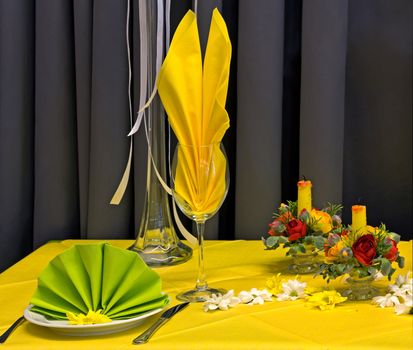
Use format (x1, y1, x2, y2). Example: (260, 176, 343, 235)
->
(381, 259, 391, 276)
(397, 256, 405, 268)
(279, 236, 289, 244)
(388, 267, 396, 280)
(265, 236, 279, 248)
(312, 236, 325, 250)
(297, 244, 306, 253)
(388, 232, 401, 243)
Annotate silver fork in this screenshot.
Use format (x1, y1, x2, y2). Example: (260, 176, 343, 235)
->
(0, 316, 25, 343)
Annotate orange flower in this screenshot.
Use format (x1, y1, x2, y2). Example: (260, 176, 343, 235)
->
(325, 241, 345, 263)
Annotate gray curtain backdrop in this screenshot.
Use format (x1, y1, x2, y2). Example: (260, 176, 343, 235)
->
(0, 0, 411, 272)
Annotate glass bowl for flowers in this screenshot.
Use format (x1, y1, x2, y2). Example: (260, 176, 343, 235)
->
(317, 224, 404, 300)
(263, 201, 343, 274)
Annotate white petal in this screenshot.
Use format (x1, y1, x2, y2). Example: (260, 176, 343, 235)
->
(394, 303, 410, 315)
(228, 297, 241, 307)
(223, 290, 235, 299)
(253, 296, 265, 305)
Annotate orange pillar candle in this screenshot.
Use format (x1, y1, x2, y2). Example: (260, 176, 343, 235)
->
(297, 180, 312, 215)
(352, 205, 367, 232)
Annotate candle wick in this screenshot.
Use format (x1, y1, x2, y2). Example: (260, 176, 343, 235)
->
(357, 197, 362, 204)
(302, 175, 307, 181)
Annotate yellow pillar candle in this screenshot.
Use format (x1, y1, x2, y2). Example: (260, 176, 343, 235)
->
(297, 180, 312, 215)
(352, 205, 367, 232)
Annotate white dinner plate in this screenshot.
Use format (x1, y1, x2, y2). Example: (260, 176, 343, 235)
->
(23, 305, 166, 336)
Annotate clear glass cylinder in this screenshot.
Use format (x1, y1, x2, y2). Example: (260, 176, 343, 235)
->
(288, 244, 319, 274)
(342, 271, 378, 301)
(129, 0, 192, 266)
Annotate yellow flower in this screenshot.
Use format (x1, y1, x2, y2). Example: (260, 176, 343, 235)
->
(325, 241, 345, 263)
(67, 310, 112, 325)
(306, 290, 347, 310)
(266, 273, 285, 296)
(310, 209, 332, 234)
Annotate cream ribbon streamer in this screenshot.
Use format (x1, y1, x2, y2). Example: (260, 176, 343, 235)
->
(111, 0, 197, 246)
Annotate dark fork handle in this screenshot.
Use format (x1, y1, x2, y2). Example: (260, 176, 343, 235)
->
(0, 316, 25, 343)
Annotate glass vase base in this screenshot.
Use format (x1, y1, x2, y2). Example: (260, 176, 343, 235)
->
(342, 277, 379, 301)
(288, 262, 319, 274)
(176, 287, 227, 303)
(288, 251, 319, 274)
(129, 242, 192, 267)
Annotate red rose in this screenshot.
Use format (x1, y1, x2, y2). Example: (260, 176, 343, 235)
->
(286, 219, 307, 241)
(352, 234, 377, 266)
(384, 239, 398, 262)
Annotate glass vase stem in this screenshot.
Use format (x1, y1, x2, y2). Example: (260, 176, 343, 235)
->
(196, 222, 207, 290)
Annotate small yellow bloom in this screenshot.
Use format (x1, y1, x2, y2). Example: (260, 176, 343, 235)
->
(266, 273, 285, 296)
(306, 290, 347, 310)
(67, 310, 112, 325)
(311, 209, 332, 234)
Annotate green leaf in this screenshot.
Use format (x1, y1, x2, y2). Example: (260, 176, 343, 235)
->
(336, 264, 346, 274)
(279, 236, 289, 244)
(380, 259, 391, 276)
(265, 236, 279, 248)
(388, 232, 400, 243)
(397, 256, 405, 269)
(388, 267, 396, 280)
(297, 244, 306, 253)
(312, 236, 325, 250)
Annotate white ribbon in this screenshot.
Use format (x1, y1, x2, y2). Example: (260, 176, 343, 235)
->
(111, 0, 197, 246)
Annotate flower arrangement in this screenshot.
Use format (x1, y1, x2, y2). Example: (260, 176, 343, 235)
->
(262, 200, 343, 255)
(318, 223, 405, 282)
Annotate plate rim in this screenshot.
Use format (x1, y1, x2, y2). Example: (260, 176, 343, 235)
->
(23, 304, 166, 330)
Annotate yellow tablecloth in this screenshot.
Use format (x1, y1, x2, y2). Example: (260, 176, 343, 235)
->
(0, 240, 412, 349)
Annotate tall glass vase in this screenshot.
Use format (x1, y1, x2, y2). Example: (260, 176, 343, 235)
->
(129, 0, 192, 266)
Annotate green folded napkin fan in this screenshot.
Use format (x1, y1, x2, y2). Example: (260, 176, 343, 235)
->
(29, 243, 169, 321)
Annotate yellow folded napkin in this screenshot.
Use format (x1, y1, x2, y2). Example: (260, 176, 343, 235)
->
(29, 243, 168, 321)
(157, 9, 231, 215)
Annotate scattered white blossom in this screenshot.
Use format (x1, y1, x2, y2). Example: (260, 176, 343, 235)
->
(242, 288, 273, 305)
(237, 291, 254, 304)
(372, 293, 400, 308)
(203, 288, 273, 312)
(276, 280, 307, 301)
(394, 303, 412, 315)
(372, 271, 413, 316)
(203, 290, 241, 312)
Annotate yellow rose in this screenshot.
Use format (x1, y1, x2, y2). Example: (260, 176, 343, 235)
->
(325, 241, 345, 263)
(311, 209, 332, 234)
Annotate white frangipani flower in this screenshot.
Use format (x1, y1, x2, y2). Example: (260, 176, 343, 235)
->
(399, 293, 412, 306)
(203, 290, 241, 312)
(394, 303, 412, 315)
(372, 271, 413, 316)
(238, 288, 273, 305)
(372, 293, 400, 308)
(203, 288, 274, 312)
(237, 291, 254, 304)
(276, 280, 307, 301)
